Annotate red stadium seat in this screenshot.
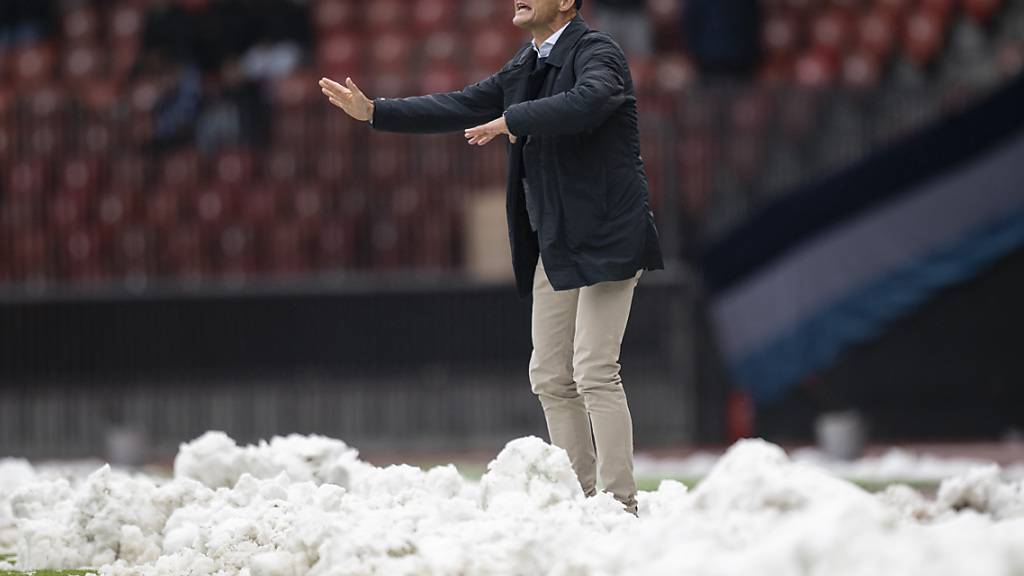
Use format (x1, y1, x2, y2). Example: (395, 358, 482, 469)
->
(369, 70, 415, 99)
(60, 156, 102, 197)
(762, 12, 802, 57)
(650, 0, 684, 51)
(0, 123, 12, 163)
(289, 184, 326, 224)
(315, 0, 361, 34)
(216, 223, 257, 279)
(464, 1, 502, 27)
(63, 6, 99, 43)
(471, 27, 520, 71)
(422, 30, 463, 67)
(996, 41, 1024, 78)
(413, 0, 459, 34)
(58, 226, 105, 283)
(842, 50, 882, 89)
(7, 158, 48, 198)
(112, 225, 153, 278)
(49, 190, 89, 232)
(316, 216, 358, 269)
(109, 38, 140, 81)
(368, 134, 414, 188)
(757, 56, 794, 86)
(810, 8, 854, 56)
(366, 0, 407, 31)
(729, 91, 773, 135)
(194, 186, 235, 233)
(240, 185, 280, 226)
(265, 147, 302, 186)
(904, 9, 945, 66)
(265, 220, 310, 276)
(964, 0, 1003, 24)
(159, 151, 201, 191)
(319, 33, 362, 78)
(420, 64, 466, 94)
(920, 0, 956, 24)
(161, 223, 206, 279)
(271, 72, 317, 108)
(97, 188, 139, 240)
(857, 8, 899, 61)
(79, 79, 117, 113)
(413, 208, 457, 268)
(12, 43, 56, 89)
(370, 216, 403, 269)
(110, 3, 143, 42)
(213, 149, 254, 188)
(146, 187, 183, 232)
(315, 147, 355, 185)
(628, 56, 657, 95)
(876, 0, 912, 16)
(110, 154, 149, 191)
(370, 31, 414, 73)
(9, 227, 50, 282)
(653, 54, 698, 94)
(793, 50, 839, 88)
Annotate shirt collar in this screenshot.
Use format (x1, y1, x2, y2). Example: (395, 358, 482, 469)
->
(531, 20, 573, 59)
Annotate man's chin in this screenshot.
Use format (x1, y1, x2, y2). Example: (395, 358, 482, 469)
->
(512, 13, 532, 27)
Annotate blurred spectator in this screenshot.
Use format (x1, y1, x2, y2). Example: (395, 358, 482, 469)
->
(152, 65, 204, 151)
(684, 0, 762, 79)
(137, 0, 311, 153)
(140, 0, 198, 68)
(591, 0, 652, 57)
(196, 60, 270, 154)
(0, 0, 55, 47)
(240, 0, 312, 81)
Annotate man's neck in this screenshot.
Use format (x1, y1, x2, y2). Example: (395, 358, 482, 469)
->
(531, 13, 575, 48)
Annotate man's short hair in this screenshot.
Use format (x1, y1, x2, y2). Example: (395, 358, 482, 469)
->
(575, 0, 583, 9)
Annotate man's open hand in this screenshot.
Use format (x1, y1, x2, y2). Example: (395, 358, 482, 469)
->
(319, 77, 374, 122)
(465, 116, 517, 146)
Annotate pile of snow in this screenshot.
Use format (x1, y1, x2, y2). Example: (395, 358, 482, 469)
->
(0, 458, 37, 552)
(634, 445, 1024, 484)
(173, 431, 367, 489)
(5, 434, 1024, 576)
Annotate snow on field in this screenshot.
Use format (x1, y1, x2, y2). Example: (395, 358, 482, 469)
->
(634, 446, 1024, 484)
(3, 432, 1024, 576)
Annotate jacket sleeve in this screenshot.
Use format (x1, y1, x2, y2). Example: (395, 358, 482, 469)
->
(370, 72, 505, 134)
(503, 34, 626, 137)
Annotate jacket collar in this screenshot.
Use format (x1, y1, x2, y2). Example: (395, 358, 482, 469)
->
(512, 14, 589, 68)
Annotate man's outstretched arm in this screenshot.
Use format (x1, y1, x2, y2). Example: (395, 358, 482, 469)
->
(319, 74, 505, 134)
(500, 34, 626, 138)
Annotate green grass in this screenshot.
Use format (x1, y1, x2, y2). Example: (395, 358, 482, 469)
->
(0, 554, 94, 576)
(0, 564, 94, 575)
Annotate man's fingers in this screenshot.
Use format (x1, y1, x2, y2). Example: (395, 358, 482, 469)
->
(345, 77, 365, 97)
(319, 78, 351, 98)
(322, 86, 352, 102)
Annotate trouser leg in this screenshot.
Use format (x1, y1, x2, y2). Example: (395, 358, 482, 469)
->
(529, 259, 597, 496)
(573, 269, 643, 514)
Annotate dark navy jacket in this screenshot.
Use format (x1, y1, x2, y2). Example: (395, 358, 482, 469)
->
(372, 15, 664, 297)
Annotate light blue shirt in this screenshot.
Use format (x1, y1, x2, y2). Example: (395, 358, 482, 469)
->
(532, 20, 572, 59)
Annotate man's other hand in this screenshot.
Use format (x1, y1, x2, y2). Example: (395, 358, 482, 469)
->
(319, 77, 374, 122)
(465, 116, 517, 146)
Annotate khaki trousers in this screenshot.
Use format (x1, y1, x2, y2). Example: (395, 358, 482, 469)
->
(529, 258, 643, 514)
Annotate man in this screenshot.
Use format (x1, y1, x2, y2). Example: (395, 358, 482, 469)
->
(319, 0, 663, 515)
